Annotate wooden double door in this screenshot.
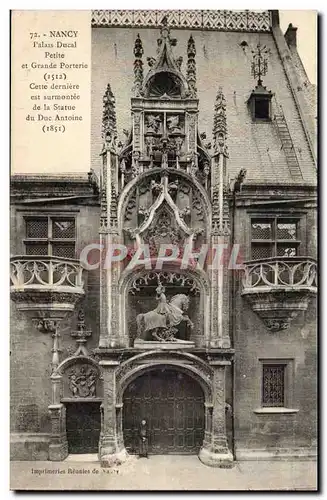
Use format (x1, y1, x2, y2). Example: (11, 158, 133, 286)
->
(123, 368, 205, 454)
(66, 402, 101, 454)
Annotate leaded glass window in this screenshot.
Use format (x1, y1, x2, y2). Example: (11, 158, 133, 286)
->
(251, 217, 300, 260)
(24, 216, 76, 258)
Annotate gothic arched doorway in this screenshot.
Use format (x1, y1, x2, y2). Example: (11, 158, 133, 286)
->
(123, 367, 205, 454)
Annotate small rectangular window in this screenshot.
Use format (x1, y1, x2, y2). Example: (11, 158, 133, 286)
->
(262, 364, 286, 407)
(251, 222, 272, 240)
(52, 219, 75, 239)
(251, 244, 273, 260)
(24, 216, 76, 258)
(251, 217, 300, 260)
(25, 218, 48, 239)
(277, 244, 297, 257)
(277, 222, 297, 240)
(52, 243, 75, 259)
(25, 243, 48, 256)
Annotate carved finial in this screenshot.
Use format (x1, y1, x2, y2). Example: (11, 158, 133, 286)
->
(133, 34, 144, 96)
(161, 14, 168, 27)
(157, 15, 177, 48)
(213, 86, 228, 157)
(102, 83, 117, 151)
(187, 35, 197, 98)
(251, 43, 269, 86)
(71, 309, 92, 357)
(77, 309, 86, 330)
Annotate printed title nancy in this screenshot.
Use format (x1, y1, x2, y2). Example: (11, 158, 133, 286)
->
(32, 30, 78, 49)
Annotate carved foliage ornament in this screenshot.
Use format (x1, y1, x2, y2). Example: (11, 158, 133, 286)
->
(186, 35, 197, 98)
(102, 83, 117, 150)
(263, 319, 290, 332)
(129, 271, 201, 295)
(133, 33, 144, 96)
(213, 86, 228, 157)
(144, 209, 181, 253)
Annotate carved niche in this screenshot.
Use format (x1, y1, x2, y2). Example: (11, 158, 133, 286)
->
(126, 271, 202, 346)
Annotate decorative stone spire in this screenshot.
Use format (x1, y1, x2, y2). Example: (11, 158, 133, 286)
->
(212, 86, 230, 236)
(71, 309, 92, 357)
(251, 43, 269, 86)
(142, 21, 188, 98)
(133, 33, 144, 96)
(187, 35, 197, 98)
(102, 83, 117, 150)
(213, 87, 228, 157)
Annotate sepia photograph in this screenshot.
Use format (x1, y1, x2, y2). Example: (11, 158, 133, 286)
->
(9, 8, 318, 491)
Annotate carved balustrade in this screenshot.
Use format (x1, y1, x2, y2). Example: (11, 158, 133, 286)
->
(242, 257, 317, 291)
(10, 256, 84, 290)
(241, 257, 317, 332)
(10, 256, 85, 315)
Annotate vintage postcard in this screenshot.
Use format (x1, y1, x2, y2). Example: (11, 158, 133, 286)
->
(10, 9, 317, 491)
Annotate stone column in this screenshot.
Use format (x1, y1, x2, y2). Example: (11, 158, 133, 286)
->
(203, 402, 213, 449)
(116, 403, 124, 450)
(98, 361, 128, 467)
(48, 404, 68, 461)
(199, 361, 233, 467)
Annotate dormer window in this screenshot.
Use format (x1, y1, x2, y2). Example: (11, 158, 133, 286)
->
(247, 84, 272, 122)
(248, 43, 272, 121)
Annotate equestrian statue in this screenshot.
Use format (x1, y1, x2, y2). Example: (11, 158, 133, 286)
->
(136, 283, 194, 342)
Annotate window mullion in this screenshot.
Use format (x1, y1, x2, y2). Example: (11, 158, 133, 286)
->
(273, 218, 277, 257)
(48, 216, 52, 255)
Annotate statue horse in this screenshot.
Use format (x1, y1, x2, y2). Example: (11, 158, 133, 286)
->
(136, 293, 194, 342)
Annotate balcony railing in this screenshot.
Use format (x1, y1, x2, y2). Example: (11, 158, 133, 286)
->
(241, 257, 317, 331)
(10, 256, 85, 293)
(242, 257, 317, 292)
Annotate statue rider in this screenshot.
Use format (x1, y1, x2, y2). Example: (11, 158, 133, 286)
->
(155, 283, 170, 327)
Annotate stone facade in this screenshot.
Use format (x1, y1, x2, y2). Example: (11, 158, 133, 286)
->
(10, 10, 317, 464)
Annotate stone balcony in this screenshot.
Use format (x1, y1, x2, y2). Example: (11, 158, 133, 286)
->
(10, 256, 85, 318)
(241, 257, 317, 331)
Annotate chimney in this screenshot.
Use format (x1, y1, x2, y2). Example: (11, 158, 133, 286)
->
(270, 10, 280, 27)
(284, 23, 298, 48)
